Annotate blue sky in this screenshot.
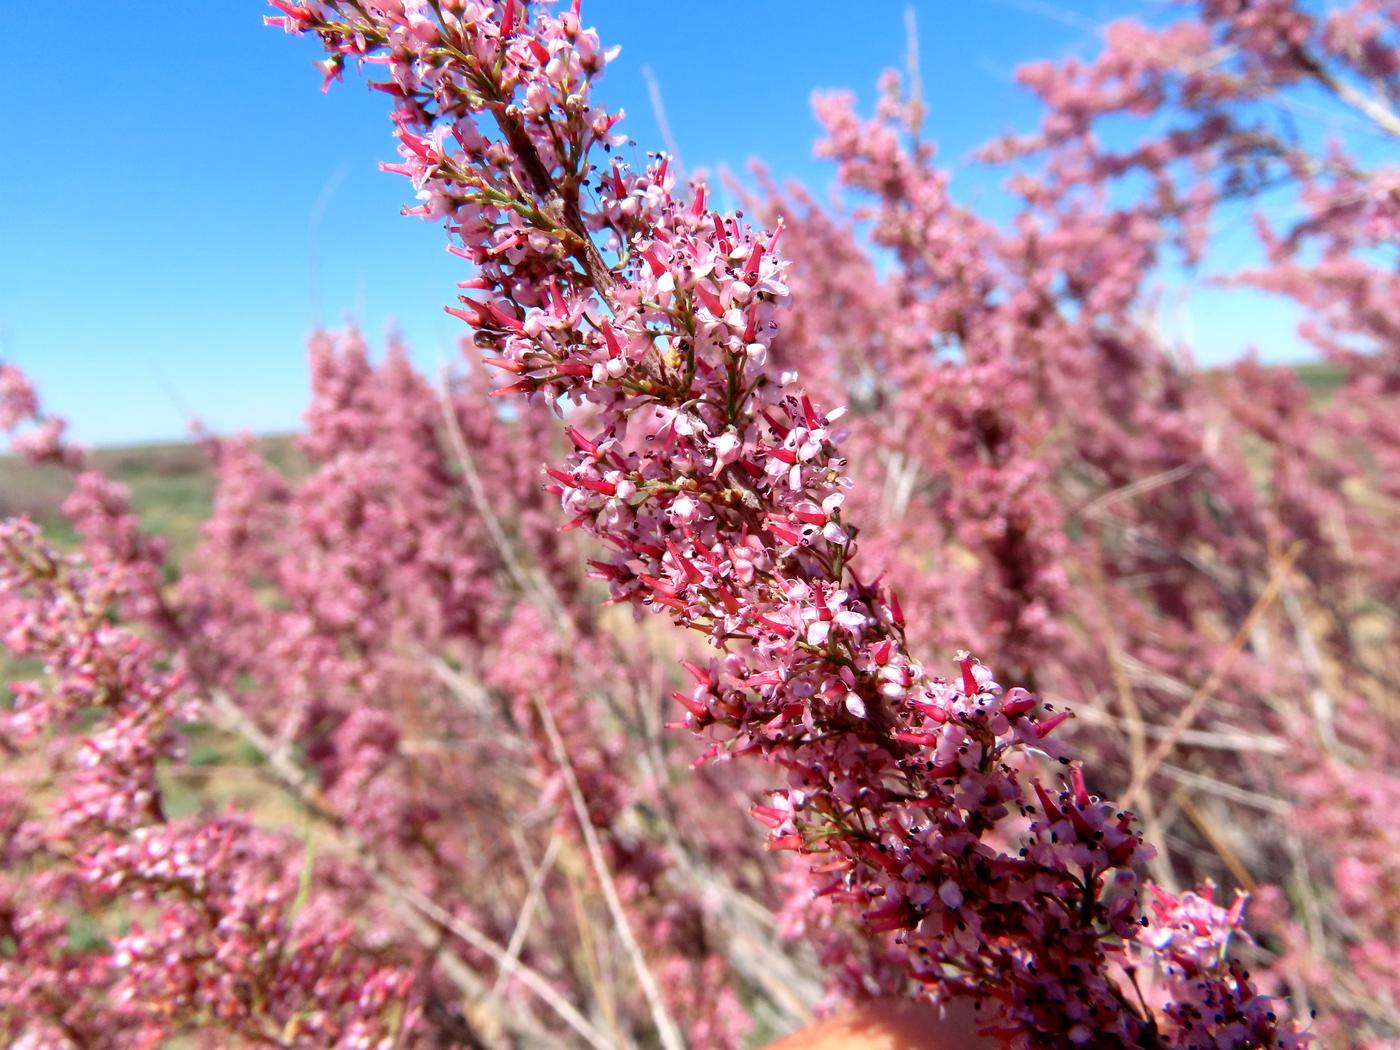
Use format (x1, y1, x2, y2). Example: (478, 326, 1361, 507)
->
(0, 1, 1309, 446)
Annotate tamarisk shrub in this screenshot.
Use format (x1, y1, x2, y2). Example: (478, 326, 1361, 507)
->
(4, 0, 1391, 1045)
(756, 4, 1399, 1043)
(5, 330, 794, 1047)
(0, 515, 419, 1047)
(987, 0, 1400, 616)
(772, 6, 1394, 1047)
(264, 1, 1320, 1045)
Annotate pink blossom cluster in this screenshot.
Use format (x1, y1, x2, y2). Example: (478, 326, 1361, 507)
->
(0, 518, 418, 1047)
(4, 328, 776, 1045)
(957, 3, 1399, 1035)
(0, 362, 81, 468)
(174, 333, 769, 1046)
(265, 1, 1318, 1045)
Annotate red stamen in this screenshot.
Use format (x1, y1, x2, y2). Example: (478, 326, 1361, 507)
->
(565, 426, 599, 456)
(960, 658, 979, 697)
(1035, 710, 1074, 739)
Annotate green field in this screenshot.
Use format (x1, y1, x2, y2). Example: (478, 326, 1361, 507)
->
(1292, 360, 1348, 401)
(0, 435, 299, 561)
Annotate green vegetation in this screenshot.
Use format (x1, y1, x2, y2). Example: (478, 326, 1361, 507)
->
(0, 435, 299, 561)
(1293, 360, 1347, 402)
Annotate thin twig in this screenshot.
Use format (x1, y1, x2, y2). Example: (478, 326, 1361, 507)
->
(1291, 43, 1400, 139)
(1176, 791, 1257, 893)
(1083, 540, 1176, 888)
(1078, 462, 1197, 521)
(1071, 705, 1288, 754)
(533, 692, 687, 1050)
(1121, 542, 1302, 808)
(1156, 763, 1292, 815)
(434, 375, 569, 633)
(488, 831, 563, 1000)
(206, 691, 612, 1050)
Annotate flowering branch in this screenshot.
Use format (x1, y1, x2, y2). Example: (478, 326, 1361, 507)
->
(263, 2, 1314, 1045)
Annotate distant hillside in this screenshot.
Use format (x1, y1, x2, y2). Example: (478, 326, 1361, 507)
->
(0, 435, 300, 560)
(1290, 360, 1346, 402)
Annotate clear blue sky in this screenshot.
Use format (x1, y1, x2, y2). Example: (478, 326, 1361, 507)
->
(0, 1, 1308, 446)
